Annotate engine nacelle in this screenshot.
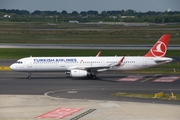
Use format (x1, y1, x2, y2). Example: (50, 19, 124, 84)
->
(70, 69, 88, 77)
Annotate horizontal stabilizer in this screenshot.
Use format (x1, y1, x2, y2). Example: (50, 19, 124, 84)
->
(154, 57, 173, 62)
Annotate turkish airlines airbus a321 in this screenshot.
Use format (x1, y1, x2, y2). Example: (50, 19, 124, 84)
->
(10, 34, 173, 79)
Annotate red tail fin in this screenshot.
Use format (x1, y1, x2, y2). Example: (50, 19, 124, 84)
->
(144, 34, 170, 57)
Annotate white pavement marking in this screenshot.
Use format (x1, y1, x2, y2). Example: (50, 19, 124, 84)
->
(153, 77, 180, 82)
(118, 76, 144, 81)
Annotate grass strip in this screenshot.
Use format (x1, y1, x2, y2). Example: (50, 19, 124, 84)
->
(112, 92, 180, 100)
(0, 48, 148, 59)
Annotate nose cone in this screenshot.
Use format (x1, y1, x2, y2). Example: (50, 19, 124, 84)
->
(10, 64, 16, 71)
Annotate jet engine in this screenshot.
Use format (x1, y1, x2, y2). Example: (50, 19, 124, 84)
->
(70, 69, 88, 77)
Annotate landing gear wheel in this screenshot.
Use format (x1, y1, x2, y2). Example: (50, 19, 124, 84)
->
(87, 73, 97, 80)
(27, 73, 32, 79)
(92, 75, 97, 80)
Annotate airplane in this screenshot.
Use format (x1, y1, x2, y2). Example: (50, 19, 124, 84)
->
(10, 34, 173, 79)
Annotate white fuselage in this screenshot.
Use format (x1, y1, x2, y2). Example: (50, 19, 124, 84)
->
(10, 56, 172, 72)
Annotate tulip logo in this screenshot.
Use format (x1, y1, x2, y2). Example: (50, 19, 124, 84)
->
(151, 41, 167, 57)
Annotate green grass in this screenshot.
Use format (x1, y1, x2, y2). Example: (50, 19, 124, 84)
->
(0, 22, 180, 44)
(0, 49, 143, 58)
(112, 92, 180, 100)
(0, 32, 179, 44)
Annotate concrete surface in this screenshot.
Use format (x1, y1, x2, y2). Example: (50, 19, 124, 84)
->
(0, 95, 179, 120)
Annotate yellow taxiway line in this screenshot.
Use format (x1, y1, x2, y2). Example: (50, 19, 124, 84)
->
(0, 66, 11, 71)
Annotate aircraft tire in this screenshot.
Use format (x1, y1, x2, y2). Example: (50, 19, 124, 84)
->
(27, 76, 31, 79)
(92, 75, 97, 80)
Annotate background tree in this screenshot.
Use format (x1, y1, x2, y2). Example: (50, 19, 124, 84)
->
(80, 11, 87, 16)
(71, 11, 79, 16)
(61, 10, 67, 15)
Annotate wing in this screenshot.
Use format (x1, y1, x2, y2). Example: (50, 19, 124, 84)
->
(68, 56, 125, 72)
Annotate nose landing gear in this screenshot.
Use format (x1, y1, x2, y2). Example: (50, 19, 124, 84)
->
(27, 73, 32, 79)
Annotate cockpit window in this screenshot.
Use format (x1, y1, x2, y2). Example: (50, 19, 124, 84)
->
(15, 61, 23, 64)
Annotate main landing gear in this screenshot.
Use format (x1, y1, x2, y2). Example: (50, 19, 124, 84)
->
(92, 75, 97, 80)
(88, 74, 97, 80)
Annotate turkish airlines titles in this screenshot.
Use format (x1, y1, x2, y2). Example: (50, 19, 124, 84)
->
(33, 58, 77, 63)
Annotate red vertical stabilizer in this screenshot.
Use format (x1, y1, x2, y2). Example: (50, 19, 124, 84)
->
(144, 34, 170, 57)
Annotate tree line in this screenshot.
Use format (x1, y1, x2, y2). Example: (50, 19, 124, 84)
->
(0, 9, 180, 23)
